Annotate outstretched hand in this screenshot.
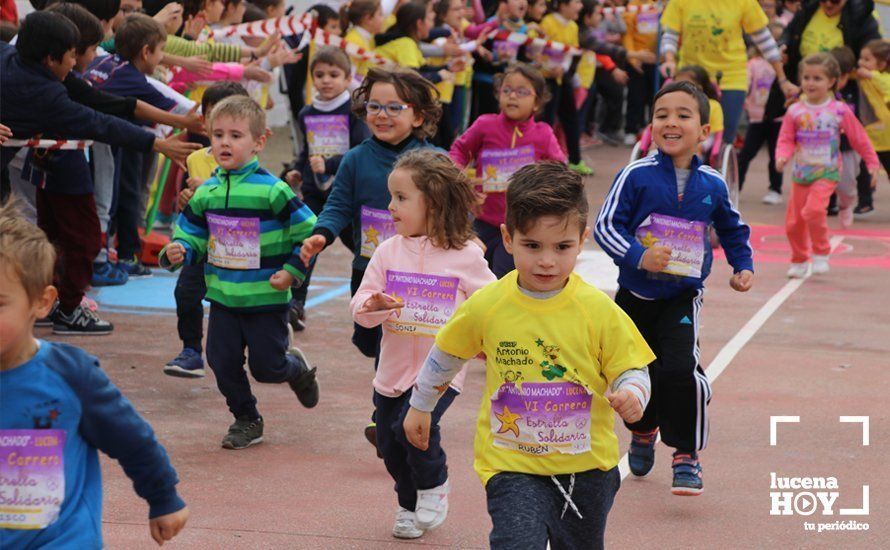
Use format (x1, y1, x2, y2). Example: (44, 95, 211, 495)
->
(300, 234, 327, 266)
(359, 292, 404, 313)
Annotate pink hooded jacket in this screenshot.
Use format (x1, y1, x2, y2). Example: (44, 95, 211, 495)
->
(350, 235, 496, 397)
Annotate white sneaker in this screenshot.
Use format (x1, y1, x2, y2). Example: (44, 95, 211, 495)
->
(392, 507, 424, 539)
(786, 262, 810, 279)
(812, 255, 830, 275)
(762, 190, 782, 205)
(414, 480, 449, 530)
(623, 133, 637, 146)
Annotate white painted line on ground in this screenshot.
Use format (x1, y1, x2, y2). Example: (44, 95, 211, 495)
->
(618, 236, 845, 480)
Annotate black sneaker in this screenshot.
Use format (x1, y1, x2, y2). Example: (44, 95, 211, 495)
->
(853, 205, 874, 219)
(117, 256, 153, 279)
(287, 348, 319, 408)
(53, 305, 114, 335)
(35, 301, 59, 328)
(221, 416, 264, 450)
(288, 301, 306, 332)
(365, 422, 383, 459)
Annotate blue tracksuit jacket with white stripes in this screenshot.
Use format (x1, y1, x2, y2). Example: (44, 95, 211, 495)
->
(594, 150, 754, 300)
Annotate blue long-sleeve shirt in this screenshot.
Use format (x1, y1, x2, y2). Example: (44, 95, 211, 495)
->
(594, 151, 753, 300)
(0, 341, 185, 549)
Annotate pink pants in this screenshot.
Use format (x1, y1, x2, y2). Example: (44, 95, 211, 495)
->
(786, 179, 836, 263)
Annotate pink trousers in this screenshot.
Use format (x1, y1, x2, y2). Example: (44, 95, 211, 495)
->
(785, 179, 836, 263)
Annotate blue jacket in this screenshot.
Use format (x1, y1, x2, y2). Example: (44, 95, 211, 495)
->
(312, 136, 438, 271)
(0, 342, 184, 549)
(594, 151, 753, 300)
(0, 43, 155, 173)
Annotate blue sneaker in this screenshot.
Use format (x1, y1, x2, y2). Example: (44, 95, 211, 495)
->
(163, 348, 205, 378)
(671, 452, 703, 496)
(628, 428, 658, 477)
(117, 255, 153, 279)
(91, 261, 128, 287)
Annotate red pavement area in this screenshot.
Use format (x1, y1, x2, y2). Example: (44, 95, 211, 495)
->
(38, 141, 889, 548)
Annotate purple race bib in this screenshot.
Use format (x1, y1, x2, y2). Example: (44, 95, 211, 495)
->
(0, 430, 65, 529)
(305, 114, 350, 157)
(479, 146, 535, 193)
(489, 382, 593, 455)
(635, 213, 707, 278)
(206, 213, 261, 270)
(384, 271, 459, 337)
(360, 206, 396, 258)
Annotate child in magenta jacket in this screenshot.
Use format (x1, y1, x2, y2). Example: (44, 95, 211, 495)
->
(450, 63, 565, 278)
(350, 149, 495, 540)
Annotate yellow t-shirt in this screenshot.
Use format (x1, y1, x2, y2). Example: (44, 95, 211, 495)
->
(383, 13, 397, 32)
(622, 0, 659, 53)
(540, 14, 579, 48)
(435, 272, 656, 485)
(799, 10, 843, 57)
(708, 98, 724, 133)
(660, 0, 768, 91)
(345, 27, 376, 79)
(186, 147, 218, 182)
(376, 36, 424, 68)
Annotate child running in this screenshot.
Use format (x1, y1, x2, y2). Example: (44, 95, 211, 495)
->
(776, 53, 879, 278)
(450, 62, 565, 278)
(594, 80, 754, 496)
(403, 162, 654, 549)
(160, 96, 320, 449)
(0, 200, 188, 547)
(299, 67, 441, 448)
(350, 149, 495, 539)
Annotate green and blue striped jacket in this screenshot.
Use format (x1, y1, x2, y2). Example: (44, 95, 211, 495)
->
(167, 157, 316, 312)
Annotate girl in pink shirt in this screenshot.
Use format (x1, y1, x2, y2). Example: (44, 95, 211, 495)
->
(776, 53, 879, 279)
(450, 63, 566, 277)
(350, 149, 495, 540)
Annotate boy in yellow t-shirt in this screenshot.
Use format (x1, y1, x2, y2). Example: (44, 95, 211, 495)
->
(403, 162, 654, 548)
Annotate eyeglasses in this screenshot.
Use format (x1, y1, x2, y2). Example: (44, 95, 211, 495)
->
(500, 86, 535, 98)
(365, 101, 412, 117)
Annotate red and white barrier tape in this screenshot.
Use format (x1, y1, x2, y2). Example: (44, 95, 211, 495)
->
(218, 13, 315, 38)
(2, 139, 93, 150)
(600, 3, 661, 16)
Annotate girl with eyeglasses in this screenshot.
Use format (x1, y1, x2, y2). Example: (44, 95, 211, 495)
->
(300, 67, 441, 449)
(450, 63, 565, 278)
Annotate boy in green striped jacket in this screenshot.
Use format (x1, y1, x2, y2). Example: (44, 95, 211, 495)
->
(160, 96, 320, 450)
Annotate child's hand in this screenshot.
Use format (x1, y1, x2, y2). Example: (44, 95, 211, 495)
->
(309, 155, 326, 174)
(154, 133, 201, 170)
(869, 169, 879, 190)
(0, 123, 12, 144)
(640, 246, 671, 273)
(611, 68, 629, 86)
(243, 61, 273, 83)
(776, 158, 787, 172)
(300, 234, 327, 266)
(403, 407, 432, 451)
(165, 243, 186, 266)
(607, 389, 643, 423)
(438, 69, 455, 83)
(149, 506, 189, 546)
(360, 292, 404, 313)
(177, 188, 194, 211)
(856, 67, 873, 80)
(269, 269, 295, 290)
(729, 269, 754, 292)
(285, 169, 302, 187)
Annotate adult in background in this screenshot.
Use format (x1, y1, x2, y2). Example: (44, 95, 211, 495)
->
(659, 0, 800, 146)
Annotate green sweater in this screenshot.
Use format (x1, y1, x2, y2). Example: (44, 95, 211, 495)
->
(99, 35, 242, 62)
(163, 158, 316, 312)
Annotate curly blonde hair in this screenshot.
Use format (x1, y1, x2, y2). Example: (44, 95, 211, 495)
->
(392, 149, 476, 249)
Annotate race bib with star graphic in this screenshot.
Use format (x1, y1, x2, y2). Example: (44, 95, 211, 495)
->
(635, 213, 707, 278)
(383, 271, 459, 337)
(360, 206, 396, 259)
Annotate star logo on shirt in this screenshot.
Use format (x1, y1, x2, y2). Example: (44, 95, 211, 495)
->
(495, 406, 521, 438)
(639, 231, 659, 248)
(364, 225, 381, 248)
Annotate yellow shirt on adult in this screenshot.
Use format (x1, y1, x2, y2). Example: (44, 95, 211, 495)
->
(799, 9, 843, 57)
(708, 98, 724, 134)
(435, 272, 655, 485)
(660, 0, 768, 91)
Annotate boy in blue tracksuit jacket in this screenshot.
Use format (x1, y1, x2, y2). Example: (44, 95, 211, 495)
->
(0, 203, 188, 548)
(594, 81, 754, 497)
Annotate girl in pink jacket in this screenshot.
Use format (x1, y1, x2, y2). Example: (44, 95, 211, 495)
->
(450, 63, 566, 278)
(776, 53, 879, 279)
(350, 149, 495, 540)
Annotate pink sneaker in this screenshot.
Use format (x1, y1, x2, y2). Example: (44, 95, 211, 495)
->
(839, 207, 853, 229)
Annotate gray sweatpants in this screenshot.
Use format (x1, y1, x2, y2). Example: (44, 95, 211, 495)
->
(486, 467, 620, 550)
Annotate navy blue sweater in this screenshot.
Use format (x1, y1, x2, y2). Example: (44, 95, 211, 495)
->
(0, 44, 155, 172)
(0, 341, 184, 548)
(594, 151, 753, 300)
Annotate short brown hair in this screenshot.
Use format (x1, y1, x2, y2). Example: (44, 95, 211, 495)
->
(0, 196, 56, 303)
(494, 63, 551, 112)
(800, 52, 841, 90)
(209, 95, 266, 138)
(652, 80, 710, 125)
(115, 13, 166, 62)
(829, 46, 857, 75)
(310, 45, 351, 75)
(392, 149, 476, 249)
(352, 67, 442, 139)
(505, 161, 587, 235)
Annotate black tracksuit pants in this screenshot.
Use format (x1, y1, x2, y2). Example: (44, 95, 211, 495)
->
(615, 287, 712, 452)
